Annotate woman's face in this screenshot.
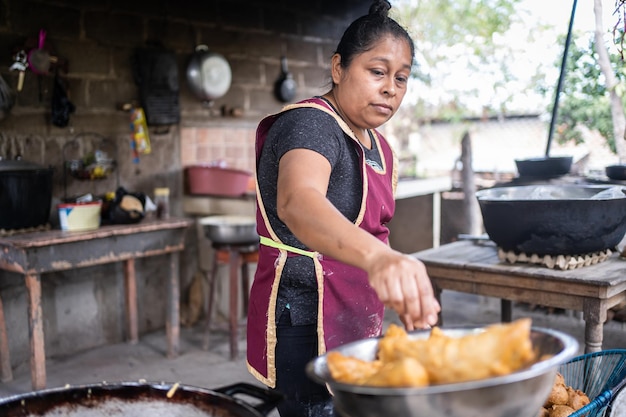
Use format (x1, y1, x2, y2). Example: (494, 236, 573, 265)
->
(331, 34, 412, 131)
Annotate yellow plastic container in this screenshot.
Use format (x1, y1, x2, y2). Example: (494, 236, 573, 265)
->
(58, 201, 102, 231)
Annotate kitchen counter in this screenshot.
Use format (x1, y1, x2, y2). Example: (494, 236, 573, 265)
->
(391, 176, 452, 251)
(0, 218, 193, 390)
(395, 176, 452, 200)
(183, 193, 256, 217)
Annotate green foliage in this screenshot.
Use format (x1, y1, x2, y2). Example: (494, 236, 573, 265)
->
(395, 0, 528, 120)
(537, 32, 626, 153)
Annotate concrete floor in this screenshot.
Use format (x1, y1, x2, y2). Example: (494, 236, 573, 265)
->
(0, 290, 625, 414)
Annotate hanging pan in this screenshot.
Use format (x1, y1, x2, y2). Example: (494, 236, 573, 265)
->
(186, 45, 232, 103)
(515, 0, 577, 179)
(274, 56, 297, 102)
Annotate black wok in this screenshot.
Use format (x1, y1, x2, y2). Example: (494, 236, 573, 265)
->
(606, 164, 626, 181)
(475, 185, 626, 255)
(0, 381, 282, 417)
(515, 156, 572, 178)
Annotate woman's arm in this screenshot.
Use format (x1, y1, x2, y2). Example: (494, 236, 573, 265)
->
(277, 148, 440, 329)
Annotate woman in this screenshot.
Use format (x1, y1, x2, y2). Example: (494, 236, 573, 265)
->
(247, 1, 441, 415)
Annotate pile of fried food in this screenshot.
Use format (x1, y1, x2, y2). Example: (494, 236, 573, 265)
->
(538, 372, 590, 417)
(326, 318, 536, 387)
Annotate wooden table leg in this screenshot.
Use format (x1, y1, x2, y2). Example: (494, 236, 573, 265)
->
(501, 299, 512, 322)
(25, 273, 46, 390)
(0, 293, 13, 382)
(124, 259, 138, 344)
(166, 251, 180, 359)
(583, 298, 605, 353)
(229, 248, 239, 360)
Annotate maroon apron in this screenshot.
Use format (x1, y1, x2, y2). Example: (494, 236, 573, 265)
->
(247, 98, 398, 387)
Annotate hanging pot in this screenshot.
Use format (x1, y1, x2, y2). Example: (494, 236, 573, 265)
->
(274, 56, 296, 103)
(0, 158, 53, 230)
(186, 45, 232, 103)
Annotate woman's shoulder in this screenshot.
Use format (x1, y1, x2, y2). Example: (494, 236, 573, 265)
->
(275, 105, 340, 131)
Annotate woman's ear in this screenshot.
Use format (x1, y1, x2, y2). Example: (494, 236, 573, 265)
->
(330, 53, 342, 85)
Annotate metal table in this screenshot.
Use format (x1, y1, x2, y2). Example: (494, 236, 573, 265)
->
(0, 218, 192, 390)
(414, 240, 626, 354)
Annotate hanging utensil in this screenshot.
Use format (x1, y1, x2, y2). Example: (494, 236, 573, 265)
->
(186, 45, 232, 104)
(515, 0, 577, 178)
(9, 50, 28, 92)
(274, 56, 297, 103)
(545, 0, 577, 157)
(28, 29, 51, 75)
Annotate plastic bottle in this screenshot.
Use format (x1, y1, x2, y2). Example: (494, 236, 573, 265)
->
(154, 187, 170, 219)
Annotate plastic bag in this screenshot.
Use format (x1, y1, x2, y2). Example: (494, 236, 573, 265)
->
(0, 74, 15, 121)
(102, 187, 146, 225)
(51, 73, 75, 127)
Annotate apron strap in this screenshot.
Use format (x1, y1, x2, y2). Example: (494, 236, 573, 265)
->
(259, 236, 318, 259)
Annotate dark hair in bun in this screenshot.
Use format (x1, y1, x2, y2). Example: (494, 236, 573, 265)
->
(369, 0, 392, 17)
(334, 0, 414, 69)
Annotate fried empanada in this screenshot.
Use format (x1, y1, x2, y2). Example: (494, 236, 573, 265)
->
(326, 318, 536, 387)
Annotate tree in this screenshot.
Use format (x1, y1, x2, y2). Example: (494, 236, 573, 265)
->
(593, 0, 626, 162)
(392, 0, 554, 121)
(389, 0, 527, 154)
(537, 5, 626, 162)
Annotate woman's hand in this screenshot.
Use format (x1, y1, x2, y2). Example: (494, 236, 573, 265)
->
(365, 250, 440, 330)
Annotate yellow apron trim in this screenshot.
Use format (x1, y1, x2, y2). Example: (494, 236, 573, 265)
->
(259, 236, 318, 259)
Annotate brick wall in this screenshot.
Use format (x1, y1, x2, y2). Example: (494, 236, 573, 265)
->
(0, 0, 369, 367)
(181, 125, 256, 172)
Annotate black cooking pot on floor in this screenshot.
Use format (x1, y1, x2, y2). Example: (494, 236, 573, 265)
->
(0, 158, 53, 230)
(0, 381, 282, 417)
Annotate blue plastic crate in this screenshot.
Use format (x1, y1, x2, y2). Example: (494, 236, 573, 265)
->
(557, 349, 626, 417)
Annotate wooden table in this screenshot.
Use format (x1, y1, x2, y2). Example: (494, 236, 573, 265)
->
(0, 218, 192, 390)
(414, 240, 626, 354)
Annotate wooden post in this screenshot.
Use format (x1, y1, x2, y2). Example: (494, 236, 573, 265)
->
(25, 273, 46, 390)
(0, 294, 12, 382)
(460, 131, 482, 236)
(166, 251, 180, 359)
(228, 248, 239, 360)
(124, 259, 138, 344)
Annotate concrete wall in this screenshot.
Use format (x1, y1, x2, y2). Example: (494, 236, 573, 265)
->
(0, 0, 373, 369)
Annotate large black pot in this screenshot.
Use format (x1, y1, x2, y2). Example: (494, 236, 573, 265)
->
(0, 159, 53, 230)
(0, 382, 282, 417)
(476, 185, 626, 255)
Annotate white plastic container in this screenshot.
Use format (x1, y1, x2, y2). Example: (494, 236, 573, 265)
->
(58, 201, 102, 231)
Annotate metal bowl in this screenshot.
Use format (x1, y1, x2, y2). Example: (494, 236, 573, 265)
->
(306, 326, 579, 417)
(200, 215, 258, 245)
(475, 184, 626, 255)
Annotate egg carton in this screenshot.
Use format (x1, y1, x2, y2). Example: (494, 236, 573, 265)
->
(497, 248, 613, 270)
